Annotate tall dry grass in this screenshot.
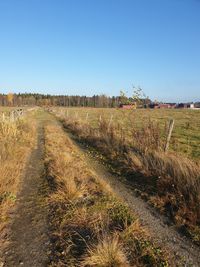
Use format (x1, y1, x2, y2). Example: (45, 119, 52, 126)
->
(0, 117, 35, 232)
(82, 235, 129, 267)
(44, 122, 168, 266)
(58, 113, 200, 243)
(50, 106, 200, 158)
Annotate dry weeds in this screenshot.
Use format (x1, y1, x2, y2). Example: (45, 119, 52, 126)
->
(0, 117, 36, 233)
(44, 122, 168, 266)
(55, 112, 200, 244)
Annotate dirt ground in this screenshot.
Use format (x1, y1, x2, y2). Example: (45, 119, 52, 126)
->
(0, 121, 50, 267)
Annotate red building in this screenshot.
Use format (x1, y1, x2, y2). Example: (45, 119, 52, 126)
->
(150, 103, 175, 109)
(158, 104, 171, 109)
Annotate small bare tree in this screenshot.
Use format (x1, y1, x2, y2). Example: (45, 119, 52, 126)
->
(132, 86, 150, 108)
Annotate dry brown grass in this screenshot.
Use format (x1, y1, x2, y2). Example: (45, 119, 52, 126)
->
(50, 107, 200, 158)
(55, 113, 200, 243)
(82, 235, 129, 267)
(44, 122, 168, 266)
(0, 117, 36, 233)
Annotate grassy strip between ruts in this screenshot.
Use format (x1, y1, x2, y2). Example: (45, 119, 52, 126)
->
(44, 122, 169, 267)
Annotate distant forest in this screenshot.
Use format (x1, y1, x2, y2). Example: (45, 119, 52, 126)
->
(0, 93, 150, 107)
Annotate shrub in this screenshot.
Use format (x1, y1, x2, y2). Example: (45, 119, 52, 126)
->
(107, 201, 135, 230)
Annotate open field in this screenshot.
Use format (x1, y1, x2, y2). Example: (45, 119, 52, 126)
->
(53, 107, 200, 159)
(0, 107, 25, 113)
(0, 107, 17, 117)
(0, 107, 16, 112)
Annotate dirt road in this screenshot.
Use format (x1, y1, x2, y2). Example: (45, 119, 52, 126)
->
(1, 122, 50, 267)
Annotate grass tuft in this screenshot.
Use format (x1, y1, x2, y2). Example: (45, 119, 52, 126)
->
(82, 235, 129, 267)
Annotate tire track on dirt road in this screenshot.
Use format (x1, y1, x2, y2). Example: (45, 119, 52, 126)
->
(0, 121, 50, 267)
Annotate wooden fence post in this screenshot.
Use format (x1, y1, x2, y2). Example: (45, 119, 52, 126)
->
(164, 119, 175, 152)
(108, 114, 113, 130)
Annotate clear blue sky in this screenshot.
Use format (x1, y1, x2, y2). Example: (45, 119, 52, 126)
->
(0, 0, 200, 102)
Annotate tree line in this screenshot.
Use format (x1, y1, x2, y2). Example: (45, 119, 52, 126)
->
(0, 92, 151, 108)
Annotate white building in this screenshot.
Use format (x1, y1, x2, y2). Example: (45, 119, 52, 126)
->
(189, 103, 195, 109)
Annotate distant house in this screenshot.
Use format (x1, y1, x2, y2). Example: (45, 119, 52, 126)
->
(149, 103, 159, 109)
(177, 103, 188, 109)
(177, 103, 195, 109)
(159, 104, 172, 109)
(169, 103, 177, 109)
(188, 103, 194, 109)
(150, 103, 173, 109)
(194, 102, 200, 108)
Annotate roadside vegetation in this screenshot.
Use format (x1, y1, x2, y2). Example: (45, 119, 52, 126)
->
(53, 107, 200, 158)
(44, 122, 169, 266)
(0, 111, 36, 233)
(50, 107, 200, 245)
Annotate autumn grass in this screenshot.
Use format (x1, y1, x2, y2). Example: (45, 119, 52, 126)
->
(82, 235, 129, 267)
(52, 107, 200, 158)
(0, 116, 36, 233)
(44, 123, 169, 267)
(50, 108, 200, 245)
(0, 107, 15, 114)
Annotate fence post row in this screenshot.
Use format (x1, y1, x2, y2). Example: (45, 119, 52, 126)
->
(0, 109, 24, 122)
